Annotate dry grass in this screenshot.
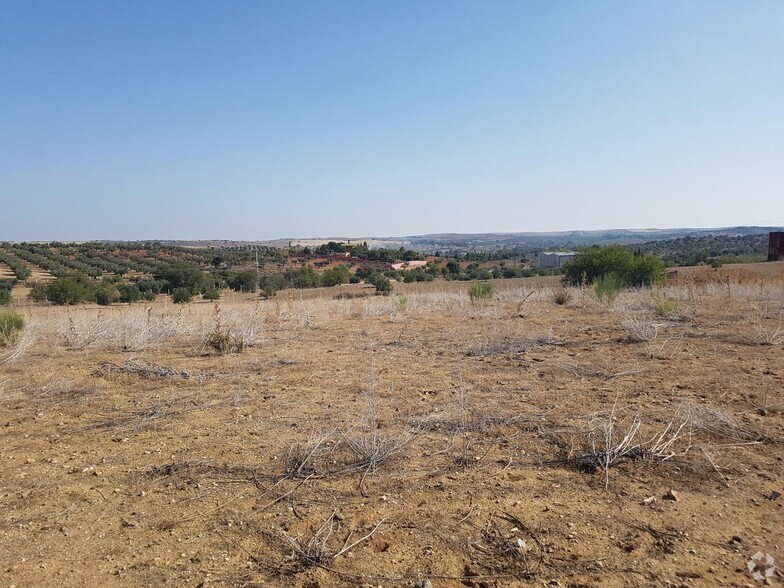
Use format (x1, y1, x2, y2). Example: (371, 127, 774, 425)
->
(0, 325, 35, 367)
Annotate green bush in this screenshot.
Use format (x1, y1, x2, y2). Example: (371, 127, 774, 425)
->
(259, 273, 288, 298)
(45, 277, 91, 305)
(202, 288, 220, 300)
(228, 270, 258, 293)
(369, 273, 392, 294)
(354, 265, 376, 281)
(402, 268, 434, 283)
(624, 254, 667, 287)
(593, 273, 625, 304)
(118, 284, 142, 304)
(172, 287, 193, 304)
(564, 246, 665, 287)
(320, 267, 351, 287)
(469, 282, 493, 304)
(284, 266, 320, 289)
(0, 308, 24, 347)
(136, 279, 166, 295)
(28, 282, 48, 302)
(93, 283, 118, 306)
(0, 287, 10, 306)
(155, 263, 209, 295)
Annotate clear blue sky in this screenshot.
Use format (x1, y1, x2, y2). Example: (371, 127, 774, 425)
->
(1, 1, 782, 241)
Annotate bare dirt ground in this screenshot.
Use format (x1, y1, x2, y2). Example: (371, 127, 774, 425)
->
(0, 263, 15, 280)
(21, 262, 55, 283)
(1, 273, 783, 587)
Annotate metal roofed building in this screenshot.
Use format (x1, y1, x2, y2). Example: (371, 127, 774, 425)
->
(538, 251, 577, 268)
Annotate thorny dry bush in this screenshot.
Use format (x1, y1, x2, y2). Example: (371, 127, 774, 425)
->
(339, 388, 419, 482)
(747, 305, 784, 346)
(618, 309, 676, 349)
(0, 324, 35, 367)
(201, 302, 264, 354)
(36, 304, 266, 352)
(10, 348, 776, 494)
(426, 384, 544, 469)
(269, 509, 387, 573)
(279, 382, 424, 489)
(542, 399, 773, 489)
(53, 306, 190, 350)
(618, 310, 658, 342)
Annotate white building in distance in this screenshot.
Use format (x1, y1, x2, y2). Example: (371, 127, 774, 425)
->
(538, 251, 577, 268)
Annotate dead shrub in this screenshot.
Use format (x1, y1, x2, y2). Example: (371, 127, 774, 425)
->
(466, 329, 565, 357)
(469, 512, 541, 578)
(542, 400, 772, 488)
(283, 431, 336, 479)
(339, 400, 417, 481)
(279, 511, 386, 570)
(747, 308, 784, 345)
(27, 376, 99, 402)
(552, 289, 571, 305)
(96, 359, 190, 380)
(0, 326, 34, 367)
(204, 302, 251, 354)
(621, 311, 664, 342)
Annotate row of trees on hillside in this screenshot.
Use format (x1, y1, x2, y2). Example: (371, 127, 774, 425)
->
(20, 245, 668, 306)
(633, 233, 769, 266)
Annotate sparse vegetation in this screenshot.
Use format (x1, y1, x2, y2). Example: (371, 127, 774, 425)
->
(1, 265, 782, 587)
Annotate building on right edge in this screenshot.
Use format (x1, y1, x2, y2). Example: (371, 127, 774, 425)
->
(768, 232, 784, 261)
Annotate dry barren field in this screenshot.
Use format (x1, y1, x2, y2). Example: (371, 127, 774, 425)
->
(1, 274, 783, 587)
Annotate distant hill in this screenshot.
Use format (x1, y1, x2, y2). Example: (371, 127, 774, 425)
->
(100, 226, 782, 254)
(399, 226, 783, 253)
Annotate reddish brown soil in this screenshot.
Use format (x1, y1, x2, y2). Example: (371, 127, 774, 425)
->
(1, 278, 782, 587)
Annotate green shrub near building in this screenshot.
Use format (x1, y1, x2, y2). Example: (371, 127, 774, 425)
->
(563, 246, 665, 287)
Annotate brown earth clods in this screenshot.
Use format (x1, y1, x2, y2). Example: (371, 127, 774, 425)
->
(1, 275, 783, 587)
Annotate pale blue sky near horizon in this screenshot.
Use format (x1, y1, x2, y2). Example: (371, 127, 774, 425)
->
(1, 1, 782, 241)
